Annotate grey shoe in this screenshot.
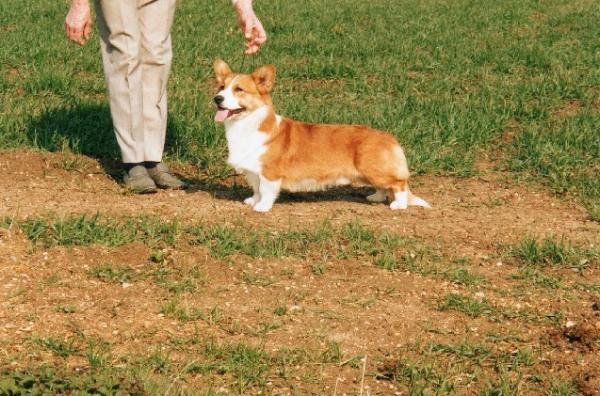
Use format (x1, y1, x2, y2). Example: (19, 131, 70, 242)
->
(123, 165, 157, 194)
(146, 162, 186, 189)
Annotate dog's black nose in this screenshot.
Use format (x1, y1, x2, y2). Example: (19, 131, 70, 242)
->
(214, 95, 224, 105)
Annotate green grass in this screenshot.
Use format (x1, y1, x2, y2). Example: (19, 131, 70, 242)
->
(1, 0, 598, 215)
(30, 336, 80, 359)
(376, 356, 456, 394)
(509, 267, 564, 289)
(19, 214, 180, 248)
(0, 368, 144, 395)
(505, 236, 599, 269)
(438, 294, 495, 317)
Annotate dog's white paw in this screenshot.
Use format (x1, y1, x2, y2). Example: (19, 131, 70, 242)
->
(244, 196, 258, 206)
(253, 202, 273, 212)
(367, 190, 387, 203)
(389, 200, 408, 210)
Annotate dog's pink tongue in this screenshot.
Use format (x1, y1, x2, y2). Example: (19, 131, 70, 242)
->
(214, 109, 229, 123)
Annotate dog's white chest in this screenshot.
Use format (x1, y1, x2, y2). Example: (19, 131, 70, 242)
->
(224, 107, 269, 174)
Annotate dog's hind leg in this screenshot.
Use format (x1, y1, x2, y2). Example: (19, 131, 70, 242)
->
(366, 189, 387, 203)
(388, 180, 409, 210)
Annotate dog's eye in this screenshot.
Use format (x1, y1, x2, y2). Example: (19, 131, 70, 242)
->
(218, 85, 224, 91)
(234, 87, 244, 93)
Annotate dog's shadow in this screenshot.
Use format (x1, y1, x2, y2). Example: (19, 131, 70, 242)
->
(184, 175, 373, 206)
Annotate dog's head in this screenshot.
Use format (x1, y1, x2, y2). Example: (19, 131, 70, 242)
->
(213, 59, 276, 123)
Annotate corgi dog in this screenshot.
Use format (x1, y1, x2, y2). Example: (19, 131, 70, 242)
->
(212, 59, 431, 212)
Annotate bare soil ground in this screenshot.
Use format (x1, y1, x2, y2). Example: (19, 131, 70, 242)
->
(1, 149, 599, 394)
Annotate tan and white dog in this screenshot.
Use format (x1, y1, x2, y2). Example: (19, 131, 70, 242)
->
(213, 59, 430, 212)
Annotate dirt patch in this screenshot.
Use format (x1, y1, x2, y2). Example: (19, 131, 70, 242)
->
(577, 360, 600, 396)
(562, 322, 600, 351)
(500, 119, 521, 144)
(552, 100, 582, 119)
(3, 64, 20, 80)
(0, 148, 599, 393)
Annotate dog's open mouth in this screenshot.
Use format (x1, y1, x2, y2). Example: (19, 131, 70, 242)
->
(214, 106, 245, 122)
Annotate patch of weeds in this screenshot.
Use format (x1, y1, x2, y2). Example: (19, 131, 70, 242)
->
(39, 274, 61, 288)
(0, 368, 144, 395)
(18, 214, 180, 248)
(573, 283, 600, 293)
(376, 356, 454, 394)
(86, 339, 111, 369)
(31, 336, 80, 358)
(342, 293, 377, 309)
(321, 341, 343, 364)
(196, 341, 271, 393)
(0, 216, 15, 229)
(54, 305, 76, 314)
(273, 305, 287, 316)
(438, 294, 495, 317)
(481, 371, 523, 395)
(188, 220, 333, 259)
(443, 268, 484, 285)
(137, 218, 180, 246)
(151, 264, 206, 294)
(485, 333, 525, 343)
(242, 270, 276, 287)
(249, 321, 283, 337)
(311, 262, 327, 275)
(188, 224, 249, 258)
(505, 236, 598, 269)
(148, 349, 170, 374)
(495, 348, 535, 370)
(375, 251, 399, 271)
(428, 342, 492, 365)
(149, 249, 168, 264)
(88, 265, 136, 284)
(20, 214, 137, 248)
(509, 267, 563, 289)
(546, 379, 580, 396)
(160, 299, 219, 324)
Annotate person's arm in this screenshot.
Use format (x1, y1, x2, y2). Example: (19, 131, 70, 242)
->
(233, 0, 267, 54)
(65, 0, 92, 45)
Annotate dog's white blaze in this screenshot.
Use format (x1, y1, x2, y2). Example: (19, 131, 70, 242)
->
(224, 106, 269, 174)
(219, 76, 241, 110)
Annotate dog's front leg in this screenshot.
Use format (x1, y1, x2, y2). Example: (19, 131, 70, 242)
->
(253, 176, 281, 212)
(243, 172, 261, 206)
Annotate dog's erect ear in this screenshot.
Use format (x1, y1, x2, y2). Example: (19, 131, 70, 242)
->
(251, 64, 276, 94)
(214, 59, 232, 85)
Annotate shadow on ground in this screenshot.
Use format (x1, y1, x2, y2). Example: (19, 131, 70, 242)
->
(26, 103, 190, 181)
(184, 175, 374, 206)
(27, 103, 121, 178)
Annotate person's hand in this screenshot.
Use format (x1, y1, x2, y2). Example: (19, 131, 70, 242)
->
(235, 0, 267, 54)
(65, 0, 92, 45)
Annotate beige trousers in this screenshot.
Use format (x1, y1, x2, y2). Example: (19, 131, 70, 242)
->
(95, 0, 177, 163)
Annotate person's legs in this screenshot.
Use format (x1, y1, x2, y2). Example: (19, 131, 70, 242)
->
(138, 0, 177, 163)
(138, 0, 184, 189)
(95, 0, 156, 193)
(95, 0, 145, 164)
